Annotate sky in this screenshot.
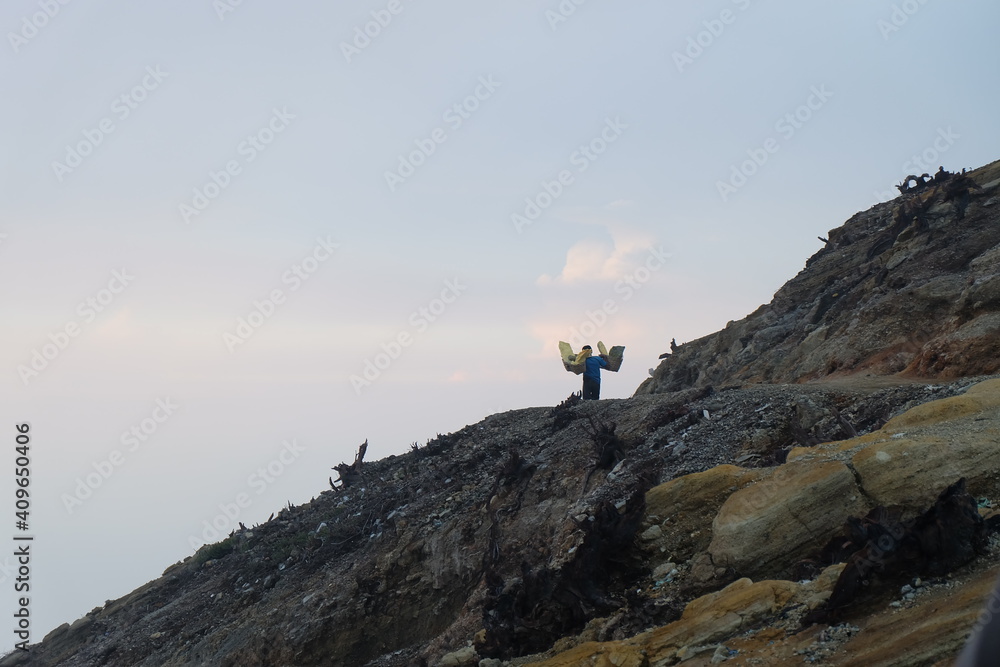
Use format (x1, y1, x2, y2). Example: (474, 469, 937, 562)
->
(1, 0, 999, 645)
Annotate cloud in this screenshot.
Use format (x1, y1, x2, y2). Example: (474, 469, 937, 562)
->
(606, 199, 633, 209)
(92, 307, 139, 340)
(537, 218, 656, 286)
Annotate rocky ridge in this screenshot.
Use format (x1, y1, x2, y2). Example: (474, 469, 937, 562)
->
(639, 160, 1000, 394)
(8, 159, 1000, 667)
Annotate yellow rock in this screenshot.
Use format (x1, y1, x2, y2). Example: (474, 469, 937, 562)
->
(643, 465, 767, 562)
(787, 379, 1000, 507)
(598, 341, 626, 372)
(884, 378, 1000, 430)
(852, 432, 1000, 507)
(528, 567, 844, 667)
(559, 341, 591, 375)
(530, 380, 1000, 667)
(558, 341, 625, 375)
(708, 461, 871, 578)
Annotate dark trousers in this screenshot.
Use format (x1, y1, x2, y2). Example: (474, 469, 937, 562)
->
(582, 377, 600, 400)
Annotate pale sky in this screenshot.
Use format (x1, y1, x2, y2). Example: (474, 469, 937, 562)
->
(2, 0, 999, 642)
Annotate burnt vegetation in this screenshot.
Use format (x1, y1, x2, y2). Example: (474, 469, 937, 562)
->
(549, 391, 582, 431)
(478, 489, 651, 660)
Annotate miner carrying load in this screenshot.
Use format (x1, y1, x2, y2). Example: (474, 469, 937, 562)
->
(558, 341, 624, 400)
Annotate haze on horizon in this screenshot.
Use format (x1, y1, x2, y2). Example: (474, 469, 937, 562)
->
(1, 0, 999, 643)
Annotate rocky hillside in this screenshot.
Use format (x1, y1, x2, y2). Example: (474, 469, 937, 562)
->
(9, 160, 1000, 667)
(639, 160, 1000, 394)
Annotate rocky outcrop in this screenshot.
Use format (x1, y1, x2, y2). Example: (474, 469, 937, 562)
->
(789, 378, 1000, 509)
(15, 159, 1000, 667)
(708, 460, 871, 578)
(535, 377, 1000, 666)
(641, 464, 766, 566)
(637, 160, 1000, 395)
(529, 565, 844, 667)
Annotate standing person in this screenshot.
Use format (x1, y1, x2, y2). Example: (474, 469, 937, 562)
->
(581, 345, 608, 400)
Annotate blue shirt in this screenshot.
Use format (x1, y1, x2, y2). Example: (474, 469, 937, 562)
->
(583, 355, 607, 381)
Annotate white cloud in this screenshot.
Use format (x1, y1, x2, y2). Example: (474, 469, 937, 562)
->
(606, 199, 633, 209)
(537, 215, 656, 286)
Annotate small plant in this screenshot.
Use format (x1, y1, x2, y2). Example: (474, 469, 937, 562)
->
(195, 537, 236, 565)
(549, 392, 582, 431)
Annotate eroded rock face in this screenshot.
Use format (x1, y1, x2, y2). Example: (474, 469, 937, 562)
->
(534, 377, 1000, 667)
(790, 378, 1000, 509)
(638, 161, 1000, 396)
(708, 461, 871, 578)
(18, 160, 1000, 667)
(528, 564, 844, 667)
(641, 465, 766, 567)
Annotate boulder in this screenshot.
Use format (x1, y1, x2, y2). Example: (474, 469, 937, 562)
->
(529, 565, 843, 667)
(788, 379, 1000, 508)
(851, 434, 1000, 508)
(641, 464, 767, 564)
(708, 461, 871, 578)
(438, 645, 477, 666)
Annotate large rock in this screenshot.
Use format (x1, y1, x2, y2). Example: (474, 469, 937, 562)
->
(851, 434, 1000, 509)
(527, 565, 843, 667)
(636, 161, 1000, 396)
(708, 461, 871, 578)
(788, 379, 1000, 508)
(641, 465, 767, 564)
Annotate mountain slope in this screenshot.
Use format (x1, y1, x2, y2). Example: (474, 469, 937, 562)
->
(9, 159, 1000, 667)
(639, 160, 1000, 394)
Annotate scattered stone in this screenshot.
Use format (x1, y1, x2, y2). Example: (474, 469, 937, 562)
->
(640, 525, 663, 541)
(439, 645, 477, 666)
(711, 644, 732, 663)
(652, 562, 677, 580)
